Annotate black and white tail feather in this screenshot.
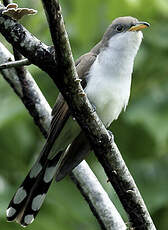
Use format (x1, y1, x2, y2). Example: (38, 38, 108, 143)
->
(6, 151, 62, 227)
(6, 131, 90, 226)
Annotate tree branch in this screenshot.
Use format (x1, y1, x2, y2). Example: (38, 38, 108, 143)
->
(0, 42, 51, 136)
(0, 5, 55, 75)
(71, 161, 126, 230)
(41, 1, 156, 229)
(0, 58, 30, 69)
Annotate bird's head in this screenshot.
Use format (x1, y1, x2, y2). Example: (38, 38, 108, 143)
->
(101, 16, 150, 54)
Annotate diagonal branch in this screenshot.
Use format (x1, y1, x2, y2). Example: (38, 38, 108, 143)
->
(5, 0, 50, 136)
(0, 42, 126, 229)
(0, 42, 51, 136)
(71, 161, 127, 230)
(41, 1, 156, 229)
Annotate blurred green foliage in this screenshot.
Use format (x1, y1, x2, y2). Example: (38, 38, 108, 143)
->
(0, 0, 168, 229)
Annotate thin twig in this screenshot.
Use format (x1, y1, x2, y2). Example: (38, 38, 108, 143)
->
(0, 58, 30, 69)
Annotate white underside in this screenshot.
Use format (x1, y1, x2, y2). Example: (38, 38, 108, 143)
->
(85, 31, 143, 127)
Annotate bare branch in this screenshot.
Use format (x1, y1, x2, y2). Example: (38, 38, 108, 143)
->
(71, 161, 127, 230)
(1, 0, 49, 137)
(0, 42, 51, 136)
(0, 42, 126, 229)
(41, 1, 156, 229)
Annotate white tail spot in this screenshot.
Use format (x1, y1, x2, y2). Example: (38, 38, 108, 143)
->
(29, 162, 42, 178)
(6, 207, 16, 217)
(43, 166, 56, 183)
(24, 214, 34, 225)
(13, 186, 27, 204)
(32, 194, 46, 211)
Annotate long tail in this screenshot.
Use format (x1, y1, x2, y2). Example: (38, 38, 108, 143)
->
(7, 130, 90, 226)
(6, 152, 62, 227)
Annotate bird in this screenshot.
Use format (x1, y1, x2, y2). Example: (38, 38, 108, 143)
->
(6, 16, 150, 227)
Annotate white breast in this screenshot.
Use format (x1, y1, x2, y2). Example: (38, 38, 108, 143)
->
(85, 31, 143, 127)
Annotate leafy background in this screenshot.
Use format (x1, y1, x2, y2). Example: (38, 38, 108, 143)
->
(0, 0, 168, 229)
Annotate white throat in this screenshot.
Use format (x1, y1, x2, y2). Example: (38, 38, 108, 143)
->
(85, 31, 143, 127)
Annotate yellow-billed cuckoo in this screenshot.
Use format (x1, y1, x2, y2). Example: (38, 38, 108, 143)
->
(6, 16, 149, 226)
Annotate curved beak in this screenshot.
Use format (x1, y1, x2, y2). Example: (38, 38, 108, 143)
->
(129, 21, 150, 31)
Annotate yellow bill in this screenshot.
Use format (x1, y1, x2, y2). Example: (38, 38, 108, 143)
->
(129, 22, 150, 31)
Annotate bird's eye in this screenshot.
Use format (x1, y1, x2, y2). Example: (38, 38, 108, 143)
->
(116, 25, 124, 32)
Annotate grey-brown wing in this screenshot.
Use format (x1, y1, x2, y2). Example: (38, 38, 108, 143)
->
(51, 43, 103, 180)
(50, 50, 98, 141)
(55, 131, 91, 181)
